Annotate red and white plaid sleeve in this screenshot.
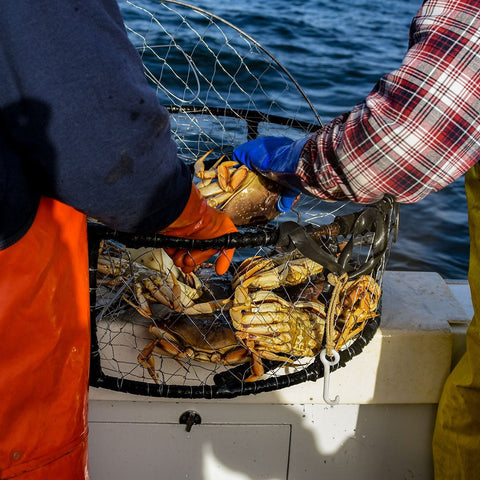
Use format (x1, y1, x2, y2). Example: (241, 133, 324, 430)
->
(297, 0, 480, 204)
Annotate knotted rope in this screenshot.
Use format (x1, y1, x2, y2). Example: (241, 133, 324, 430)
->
(325, 272, 349, 356)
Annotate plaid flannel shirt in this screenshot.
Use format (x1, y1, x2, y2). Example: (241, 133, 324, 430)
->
(297, 0, 480, 204)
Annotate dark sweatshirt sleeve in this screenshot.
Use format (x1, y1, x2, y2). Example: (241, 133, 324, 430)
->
(0, 0, 191, 234)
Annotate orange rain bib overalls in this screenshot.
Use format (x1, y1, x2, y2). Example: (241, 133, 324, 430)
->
(0, 197, 90, 479)
(433, 163, 480, 478)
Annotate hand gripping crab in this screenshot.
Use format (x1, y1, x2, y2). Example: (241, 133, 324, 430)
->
(138, 312, 250, 384)
(194, 150, 287, 226)
(230, 286, 326, 382)
(334, 275, 381, 349)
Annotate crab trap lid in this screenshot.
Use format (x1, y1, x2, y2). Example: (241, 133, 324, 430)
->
(88, 0, 399, 399)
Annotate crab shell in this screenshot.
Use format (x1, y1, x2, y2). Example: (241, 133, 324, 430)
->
(220, 171, 293, 226)
(138, 312, 250, 384)
(232, 251, 324, 291)
(229, 286, 326, 381)
(334, 275, 381, 349)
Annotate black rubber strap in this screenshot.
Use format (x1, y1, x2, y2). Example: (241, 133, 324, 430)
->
(276, 221, 345, 274)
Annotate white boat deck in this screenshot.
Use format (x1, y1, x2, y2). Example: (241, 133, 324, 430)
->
(88, 271, 473, 480)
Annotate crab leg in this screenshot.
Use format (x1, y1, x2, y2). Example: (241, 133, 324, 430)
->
(216, 161, 242, 191)
(222, 347, 251, 365)
(137, 340, 160, 384)
(231, 311, 293, 333)
(97, 256, 129, 276)
(243, 339, 265, 382)
(142, 277, 173, 309)
(183, 298, 232, 315)
(122, 295, 152, 319)
(194, 149, 216, 179)
(153, 273, 202, 303)
(217, 163, 231, 192)
(229, 166, 249, 190)
(206, 192, 233, 208)
(135, 281, 152, 317)
(198, 182, 225, 197)
(233, 256, 271, 283)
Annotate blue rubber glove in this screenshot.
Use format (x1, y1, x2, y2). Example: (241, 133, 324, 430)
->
(233, 136, 308, 212)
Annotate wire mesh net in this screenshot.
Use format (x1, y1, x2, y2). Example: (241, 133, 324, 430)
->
(89, 199, 397, 398)
(88, 0, 398, 398)
(122, 0, 320, 152)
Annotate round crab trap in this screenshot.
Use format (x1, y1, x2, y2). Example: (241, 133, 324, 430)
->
(88, 0, 399, 399)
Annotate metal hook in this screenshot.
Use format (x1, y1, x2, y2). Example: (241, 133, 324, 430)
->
(320, 349, 340, 405)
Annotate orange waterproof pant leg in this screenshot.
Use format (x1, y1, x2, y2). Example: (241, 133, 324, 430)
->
(0, 197, 90, 479)
(433, 163, 480, 479)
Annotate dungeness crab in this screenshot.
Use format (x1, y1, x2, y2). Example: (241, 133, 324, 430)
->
(97, 244, 205, 317)
(232, 250, 324, 291)
(194, 150, 293, 226)
(138, 312, 250, 384)
(334, 275, 381, 349)
(230, 286, 326, 381)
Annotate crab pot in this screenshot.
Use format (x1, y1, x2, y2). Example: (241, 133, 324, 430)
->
(88, 2, 397, 398)
(87, 195, 398, 399)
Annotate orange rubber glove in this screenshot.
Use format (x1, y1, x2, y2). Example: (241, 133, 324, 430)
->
(160, 183, 238, 275)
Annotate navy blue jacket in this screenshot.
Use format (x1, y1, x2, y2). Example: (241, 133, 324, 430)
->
(0, 0, 191, 249)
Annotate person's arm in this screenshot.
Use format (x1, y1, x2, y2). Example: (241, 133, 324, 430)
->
(235, 0, 480, 204)
(2, 0, 190, 232)
(0, 0, 237, 273)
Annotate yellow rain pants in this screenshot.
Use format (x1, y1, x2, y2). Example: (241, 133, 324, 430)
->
(433, 162, 480, 479)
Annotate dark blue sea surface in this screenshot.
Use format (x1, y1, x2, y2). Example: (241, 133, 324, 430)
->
(121, 0, 470, 279)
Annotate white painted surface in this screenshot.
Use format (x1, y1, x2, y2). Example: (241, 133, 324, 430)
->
(446, 279, 473, 320)
(88, 401, 437, 479)
(88, 271, 472, 480)
(89, 421, 290, 480)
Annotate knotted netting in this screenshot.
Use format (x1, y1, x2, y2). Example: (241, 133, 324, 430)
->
(88, 0, 399, 399)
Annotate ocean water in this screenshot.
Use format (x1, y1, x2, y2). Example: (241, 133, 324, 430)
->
(121, 0, 470, 279)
